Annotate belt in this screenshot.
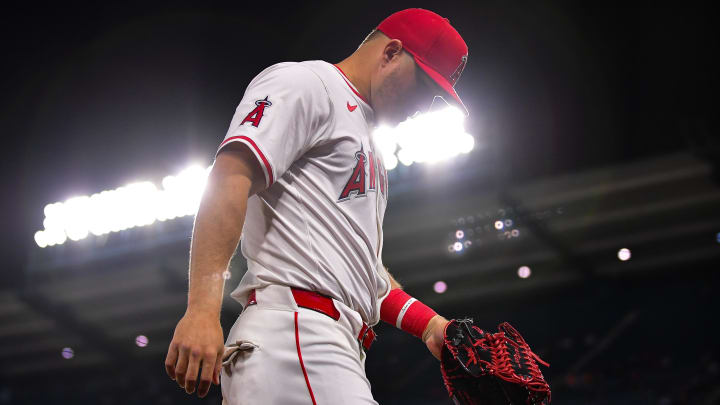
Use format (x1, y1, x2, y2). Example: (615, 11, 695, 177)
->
(246, 287, 376, 352)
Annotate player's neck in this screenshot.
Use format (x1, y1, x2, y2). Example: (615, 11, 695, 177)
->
(335, 57, 371, 104)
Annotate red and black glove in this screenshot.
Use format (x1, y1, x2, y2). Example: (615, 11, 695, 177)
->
(440, 319, 551, 405)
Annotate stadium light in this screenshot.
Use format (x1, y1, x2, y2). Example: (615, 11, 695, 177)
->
(618, 248, 632, 261)
(135, 335, 149, 348)
(35, 164, 211, 247)
(433, 281, 447, 294)
(373, 106, 474, 170)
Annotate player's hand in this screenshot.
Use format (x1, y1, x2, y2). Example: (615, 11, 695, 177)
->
(165, 309, 225, 398)
(422, 315, 449, 361)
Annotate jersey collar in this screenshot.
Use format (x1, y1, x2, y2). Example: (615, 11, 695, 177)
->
(331, 63, 374, 123)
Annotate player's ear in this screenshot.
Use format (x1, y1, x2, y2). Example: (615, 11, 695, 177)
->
(382, 39, 404, 66)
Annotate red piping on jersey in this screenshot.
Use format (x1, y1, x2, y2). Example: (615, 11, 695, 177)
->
(333, 64, 370, 105)
(219, 135, 275, 185)
(295, 312, 318, 405)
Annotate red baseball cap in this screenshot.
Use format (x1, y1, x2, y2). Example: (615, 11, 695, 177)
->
(377, 8, 469, 115)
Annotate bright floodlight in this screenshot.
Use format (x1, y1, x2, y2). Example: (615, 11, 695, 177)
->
(517, 266, 531, 278)
(373, 106, 474, 170)
(618, 248, 631, 261)
(455, 230, 464, 239)
(453, 242, 463, 252)
(35, 164, 211, 247)
(494, 220, 504, 230)
(34, 231, 48, 248)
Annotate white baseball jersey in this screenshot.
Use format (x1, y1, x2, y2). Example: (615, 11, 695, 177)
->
(215, 60, 392, 326)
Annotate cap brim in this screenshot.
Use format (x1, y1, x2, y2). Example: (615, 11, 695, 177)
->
(413, 55, 469, 117)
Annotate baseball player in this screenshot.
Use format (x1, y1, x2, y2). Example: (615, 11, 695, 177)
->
(165, 8, 469, 404)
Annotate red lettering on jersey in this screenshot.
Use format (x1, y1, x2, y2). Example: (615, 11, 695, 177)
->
(241, 96, 272, 127)
(368, 151, 376, 190)
(338, 150, 367, 200)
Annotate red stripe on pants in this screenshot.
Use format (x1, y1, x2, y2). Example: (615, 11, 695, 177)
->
(294, 311, 317, 405)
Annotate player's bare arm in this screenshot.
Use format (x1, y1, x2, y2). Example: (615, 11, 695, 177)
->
(165, 143, 265, 398)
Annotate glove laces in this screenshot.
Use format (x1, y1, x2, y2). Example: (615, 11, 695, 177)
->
(497, 322, 551, 401)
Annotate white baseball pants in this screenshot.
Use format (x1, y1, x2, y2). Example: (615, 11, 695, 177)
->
(220, 284, 378, 405)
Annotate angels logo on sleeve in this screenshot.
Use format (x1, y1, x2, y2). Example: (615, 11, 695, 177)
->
(240, 96, 272, 127)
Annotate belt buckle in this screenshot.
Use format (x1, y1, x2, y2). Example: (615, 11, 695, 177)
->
(246, 290, 257, 307)
(358, 324, 376, 352)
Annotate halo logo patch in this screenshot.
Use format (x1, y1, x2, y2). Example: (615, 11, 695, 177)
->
(240, 96, 272, 127)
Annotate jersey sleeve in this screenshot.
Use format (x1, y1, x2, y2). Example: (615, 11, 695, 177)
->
(215, 63, 333, 189)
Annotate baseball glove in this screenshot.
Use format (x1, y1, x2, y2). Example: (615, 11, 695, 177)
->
(440, 319, 551, 405)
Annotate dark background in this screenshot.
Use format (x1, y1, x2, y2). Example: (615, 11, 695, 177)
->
(1, 1, 718, 404)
